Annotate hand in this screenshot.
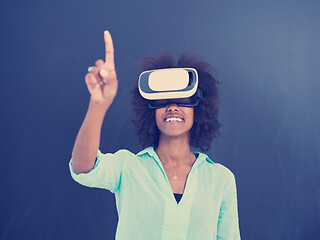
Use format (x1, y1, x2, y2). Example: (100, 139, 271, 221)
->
(85, 31, 118, 105)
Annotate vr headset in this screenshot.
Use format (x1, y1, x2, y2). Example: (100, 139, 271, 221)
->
(138, 68, 202, 109)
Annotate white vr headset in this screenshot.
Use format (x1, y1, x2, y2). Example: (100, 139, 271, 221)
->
(138, 68, 198, 100)
(138, 67, 200, 97)
(138, 68, 202, 109)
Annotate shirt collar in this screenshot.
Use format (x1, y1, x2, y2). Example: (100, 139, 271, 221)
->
(137, 146, 214, 165)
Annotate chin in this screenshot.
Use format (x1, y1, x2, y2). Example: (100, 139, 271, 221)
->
(160, 130, 190, 139)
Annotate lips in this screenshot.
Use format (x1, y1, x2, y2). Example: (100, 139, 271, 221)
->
(164, 114, 184, 122)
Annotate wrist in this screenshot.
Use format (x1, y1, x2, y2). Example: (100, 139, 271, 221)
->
(90, 96, 113, 107)
(88, 97, 112, 113)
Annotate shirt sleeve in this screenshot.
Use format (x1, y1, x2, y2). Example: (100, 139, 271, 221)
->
(69, 149, 130, 193)
(217, 171, 241, 240)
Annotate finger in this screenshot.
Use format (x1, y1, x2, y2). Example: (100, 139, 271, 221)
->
(94, 59, 109, 82)
(104, 30, 115, 69)
(90, 66, 99, 75)
(85, 72, 100, 90)
(87, 66, 103, 83)
(95, 59, 104, 68)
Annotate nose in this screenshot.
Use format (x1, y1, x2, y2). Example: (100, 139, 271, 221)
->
(166, 103, 179, 111)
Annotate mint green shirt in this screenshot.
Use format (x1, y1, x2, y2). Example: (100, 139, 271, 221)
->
(69, 147, 240, 240)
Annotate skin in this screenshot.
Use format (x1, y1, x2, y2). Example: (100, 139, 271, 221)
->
(71, 31, 118, 174)
(155, 101, 194, 139)
(72, 31, 196, 194)
(155, 104, 197, 194)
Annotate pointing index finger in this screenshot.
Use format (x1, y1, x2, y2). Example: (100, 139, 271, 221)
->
(104, 30, 115, 69)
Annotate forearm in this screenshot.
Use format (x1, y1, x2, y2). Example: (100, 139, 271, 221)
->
(71, 30, 117, 174)
(71, 99, 111, 174)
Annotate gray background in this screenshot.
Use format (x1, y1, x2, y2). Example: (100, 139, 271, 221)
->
(1, 0, 319, 239)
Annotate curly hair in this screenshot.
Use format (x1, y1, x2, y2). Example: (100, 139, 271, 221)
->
(131, 51, 221, 152)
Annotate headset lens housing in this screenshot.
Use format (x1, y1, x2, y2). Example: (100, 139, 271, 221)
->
(148, 89, 202, 109)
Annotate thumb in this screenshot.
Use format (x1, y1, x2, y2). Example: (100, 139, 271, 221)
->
(100, 69, 109, 83)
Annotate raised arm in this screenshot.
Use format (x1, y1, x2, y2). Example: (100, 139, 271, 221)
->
(71, 31, 118, 174)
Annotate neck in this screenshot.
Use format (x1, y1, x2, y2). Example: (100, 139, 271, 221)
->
(155, 134, 194, 166)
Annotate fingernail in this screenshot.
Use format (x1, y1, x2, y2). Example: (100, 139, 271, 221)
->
(88, 66, 94, 72)
(103, 79, 108, 84)
(104, 30, 109, 35)
(100, 69, 109, 78)
(95, 84, 100, 88)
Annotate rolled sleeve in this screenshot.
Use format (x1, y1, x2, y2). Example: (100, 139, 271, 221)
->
(69, 149, 128, 193)
(217, 172, 241, 239)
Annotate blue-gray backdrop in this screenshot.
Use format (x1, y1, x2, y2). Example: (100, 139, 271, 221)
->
(1, 0, 319, 239)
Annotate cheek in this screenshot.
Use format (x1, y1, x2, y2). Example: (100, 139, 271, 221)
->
(155, 109, 163, 127)
(188, 109, 194, 124)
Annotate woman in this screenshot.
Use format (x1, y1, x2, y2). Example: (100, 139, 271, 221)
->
(70, 31, 241, 239)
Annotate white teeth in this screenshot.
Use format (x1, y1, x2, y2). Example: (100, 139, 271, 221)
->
(165, 117, 183, 122)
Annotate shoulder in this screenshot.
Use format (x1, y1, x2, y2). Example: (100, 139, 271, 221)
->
(96, 149, 138, 169)
(213, 163, 235, 177)
(197, 152, 235, 181)
(98, 147, 156, 165)
(98, 149, 137, 159)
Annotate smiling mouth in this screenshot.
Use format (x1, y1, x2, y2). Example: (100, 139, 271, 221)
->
(165, 117, 184, 122)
